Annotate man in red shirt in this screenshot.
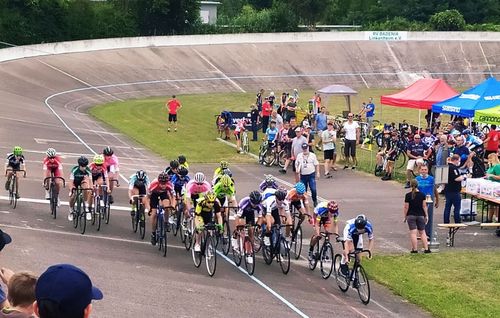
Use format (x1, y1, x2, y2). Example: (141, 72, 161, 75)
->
(484, 124, 500, 158)
(166, 95, 182, 132)
(261, 97, 273, 133)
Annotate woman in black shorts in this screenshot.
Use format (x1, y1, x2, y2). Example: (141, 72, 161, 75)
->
(403, 180, 431, 253)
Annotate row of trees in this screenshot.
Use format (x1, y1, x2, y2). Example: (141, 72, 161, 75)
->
(0, 0, 498, 46)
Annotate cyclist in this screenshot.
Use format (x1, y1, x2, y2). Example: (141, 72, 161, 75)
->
(89, 154, 111, 215)
(285, 182, 311, 239)
(213, 174, 237, 221)
(308, 200, 339, 261)
(164, 160, 180, 178)
(5, 146, 25, 199)
(194, 191, 223, 252)
(264, 120, 279, 153)
(147, 172, 175, 246)
(234, 119, 246, 153)
(68, 156, 92, 221)
(128, 170, 150, 217)
(171, 166, 190, 224)
(220, 110, 233, 140)
(42, 148, 63, 201)
(340, 214, 374, 275)
(261, 189, 290, 246)
(232, 191, 263, 263)
(178, 155, 189, 169)
(462, 129, 484, 153)
(185, 172, 212, 223)
(259, 174, 279, 192)
(212, 161, 233, 185)
(381, 131, 400, 181)
(103, 147, 119, 204)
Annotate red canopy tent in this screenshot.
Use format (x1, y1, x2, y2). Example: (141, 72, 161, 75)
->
(381, 78, 458, 109)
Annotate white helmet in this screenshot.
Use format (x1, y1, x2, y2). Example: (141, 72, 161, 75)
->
(194, 172, 205, 184)
(270, 91, 275, 96)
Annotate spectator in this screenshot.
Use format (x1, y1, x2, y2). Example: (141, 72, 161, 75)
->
(405, 134, 429, 188)
(34, 264, 103, 318)
(485, 153, 500, 222)
(292, 89, 299, 103)
(314, 106, 328, 150)
(415, 165, 439, 239)
(290, 127, 308, 182)
(421, 128, 437, 149)
(256, 89, 264, 111)
(322, 121, 337, 178)
(0, 229, 12, 309)
(483, 124, 499, 158)
(295, 143, 320, 207)
(268, 91, 276, 108)
(249, 104, 260, 141)
(452, 135, 473, 173)
(279, 92, 288, 115)
(381, 131, 400, 181)
(270, 110, 283, 132)
(261, 98, 273, 133)
(279, 118, 297, 174)
(341, 113, 360, 170)
(283, 97, 296, 122)
(165, 95, 182, 132)
(403, 180, 431, 253)
(1, 271, 37, 318)
(443, 154, 466, 224)
(220, 110, 233, 140)
(302, 121, 314, 152)
(359, 97, 375, 132)
(314, 92, 321, 113)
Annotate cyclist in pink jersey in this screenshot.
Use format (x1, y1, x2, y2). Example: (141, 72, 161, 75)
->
(103, 147, 119, 204)
(185, 172, 211, 220)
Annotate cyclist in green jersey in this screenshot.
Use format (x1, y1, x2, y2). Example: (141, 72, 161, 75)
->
(213, 174, 237, 220)
(68, 156, 92, 221)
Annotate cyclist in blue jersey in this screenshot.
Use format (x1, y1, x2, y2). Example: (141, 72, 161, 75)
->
(340, 214, 374, 275)
(171, 166, 190, 199)
(308, 200, 339, 261)
(259, 174, 279, 192)
(264, 120, 279, 153)
(462, 130, 484, 153)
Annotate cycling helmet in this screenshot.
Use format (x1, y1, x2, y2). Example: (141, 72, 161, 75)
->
(136, 170, 146, 180)
(13, 146, 22, 156)
(220, 160, 229, 169)
(158, 172, 169, 183)
(219, 174, 232, 187)
(249, 191, 262, 205)
(178, 155, 187, 165)
(295, 182, 306, 195)
(265, 174, 275, 185)
(205, 191, 217, 202)
(178, 166, 188, 177)
(77, 156, 89, 167)
(462, 129, 471, 135)
(93, 154, 104, 165)
(275, 189, 287, 201)
(46, 148, 57, 158)
(170, 160, 179, 169)
(222, 168, 232, 177)
(327, 200, 338, 212)
(194, 172, 205, 184)
(103, 146, 113, 156)
(354, 214, 367, 229)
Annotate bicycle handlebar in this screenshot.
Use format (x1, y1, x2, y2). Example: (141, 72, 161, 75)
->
(350, 249, 372, 259)
(110, 179, 120, 187)
(70, 187, 93, 194)
(5, 169, 26, 177)
(43, 176, 66, 188)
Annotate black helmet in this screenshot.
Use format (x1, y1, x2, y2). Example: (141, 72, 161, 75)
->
(136, 170, 146, 180)
(158, 172, 169, 183)
(275, 189, 287, 201)
(249, 191, 262, 205)
(170, 160, 180, 169)
(178, 166, 188, 177)
(355, 214, 367, 230)
(178, 155, 187, 165)
(103, 146, 113, 156)
(78, 156, 89, 167)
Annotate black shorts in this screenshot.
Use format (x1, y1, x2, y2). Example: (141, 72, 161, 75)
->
(198, 211, 213, 225)
(235, 132, 241, 140)
(344, 139, 357, 157)
(218, 195, 227, 207)
(291, 160, 296, 172)
(270, 208, 282, 225)
(240, 209, 256, 225)
(134, 182, 147, 195)
(324, 149, 334, 160)
(150, 192, 169, 209)
(284, 143, 292, 159)
(290, 200, 302, 211)
(91, 174, 104, 183)
(169, 113, 177, 122)
(407, 215, 426, 231)
(7, 163, 21, 171)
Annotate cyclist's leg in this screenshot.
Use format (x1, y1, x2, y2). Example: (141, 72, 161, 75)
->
(54, 169, 63, 194)
(309, 219, 321, 253)
(81, 179, 91, 207)
(130, 187, 139, 211)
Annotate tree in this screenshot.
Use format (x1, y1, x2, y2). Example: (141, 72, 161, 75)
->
(65, 0, 96, 40)
(287, 0, 328, 26)
(429, 9, 466, 31)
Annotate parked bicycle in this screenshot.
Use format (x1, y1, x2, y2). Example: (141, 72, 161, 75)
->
(241, 130, 250, 153)
(5, 169, 25, 209)
(43, 174, 65, 218)
(232, 224, 256, 275)
(131, 194, 147, 239)
(192, 222, 218, 277)
(259, 141, 285, 167)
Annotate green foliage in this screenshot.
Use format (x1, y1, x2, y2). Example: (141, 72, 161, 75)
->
(364, 17, 431, 31)
(465, 23, 500, 32)
(429, 9, 466, 31)
(227, 3, 298, 33)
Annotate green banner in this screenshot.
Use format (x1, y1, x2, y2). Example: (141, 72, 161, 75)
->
(474, 105, 500, 124)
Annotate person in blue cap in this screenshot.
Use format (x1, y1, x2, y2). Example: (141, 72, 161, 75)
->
(34, 264, 103, 318)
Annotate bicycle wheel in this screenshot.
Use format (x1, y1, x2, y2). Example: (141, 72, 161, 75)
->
(132, 205, 138, 233)
(8, 179, 14, 207)
(79, 198, 87, 235)
(308, 241, 320, 270)
(73, 195, 79, 229)
(291, 225, 302, 260)
(162, 220, 168, 257)
(221, 220, 231, 256)
(180, 212, 186, 243)
(184, 217, 193, 250)
(278, 150, 286, 168)
(49, 182, 57, 219)
(96, 204, 102, 231)
(243, 133, 250, 153)
(138, 206, 146, 240)
(396, 151, 407, 170)
(205, 235, 217, 277)
(263, 148, 275, 166)
(232, 233, 243, 266)
(11, 178, 17, 209)
(192, 232, 203, 268)
(356, 265, 371, 305)
(339, 145, 346, 162)
(174, 203, 182, 237)
(92, 199, 100, 226)
(334, 254, 349, 292)
(320, 242, 334, 279)
(279, 238, 290, 275)
(104, 202, 111, 224)
(253, 225, 262, 253)
(244, 236, 255, 275)
(262, 242, 273, 265)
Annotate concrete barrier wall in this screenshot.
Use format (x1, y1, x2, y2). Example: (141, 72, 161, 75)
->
(1, 32, 499, 63)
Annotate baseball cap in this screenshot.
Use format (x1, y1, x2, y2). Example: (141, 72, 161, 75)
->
(36, 264, 103, 315)
(0, 229, 12, 252)
(302, 121, 310, 128)
(301, 143, 309, 149)
(294, 127, 302, 132)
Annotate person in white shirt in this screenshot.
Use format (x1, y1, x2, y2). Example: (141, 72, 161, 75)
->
(295, 143, 320, 206)
(342, 113, 360, 170)
(290, 127, 308, 182)
(322, 121, 337, 178)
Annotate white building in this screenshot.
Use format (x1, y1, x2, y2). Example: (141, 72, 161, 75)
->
(200, 1, 221, 24)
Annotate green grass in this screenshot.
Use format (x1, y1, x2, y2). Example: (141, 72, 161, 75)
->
(364, 251, 500, 318)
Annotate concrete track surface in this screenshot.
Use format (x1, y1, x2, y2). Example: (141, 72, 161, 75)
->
(0, 39, 499, 317)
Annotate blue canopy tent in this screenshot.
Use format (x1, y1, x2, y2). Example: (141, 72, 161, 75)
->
(432, 77, 500, 118)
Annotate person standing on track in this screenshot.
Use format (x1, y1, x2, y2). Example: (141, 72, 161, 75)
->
(166, 95, 182, 132)
(342, 113, 360, 170)
(295, 143, 320, 207)
(322, 121, 337, 178)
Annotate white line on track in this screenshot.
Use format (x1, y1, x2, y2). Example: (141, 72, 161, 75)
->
(0, 196, 131, 211)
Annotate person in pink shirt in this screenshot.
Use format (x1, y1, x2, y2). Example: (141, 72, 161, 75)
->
(185, 172, 211, 221)
(166, 95, 182, 132)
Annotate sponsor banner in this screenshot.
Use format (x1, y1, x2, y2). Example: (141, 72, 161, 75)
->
(475, 114, 500, 124)
(441, 105, 461, 113)
(365, 31, 407, 41)
(229, 111, 260, 130)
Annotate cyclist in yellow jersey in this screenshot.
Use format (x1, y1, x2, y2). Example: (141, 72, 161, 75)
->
(178, 154, 189, 169)
(194, 191, 223, 252)
(212, 160, 229, 184)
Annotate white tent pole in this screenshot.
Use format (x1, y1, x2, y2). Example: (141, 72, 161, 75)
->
(418, 109, 421, 130)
